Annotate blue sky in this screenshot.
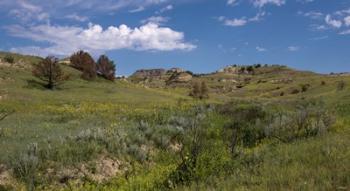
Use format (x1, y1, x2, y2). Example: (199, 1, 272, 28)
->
(0, 0, 349, 75)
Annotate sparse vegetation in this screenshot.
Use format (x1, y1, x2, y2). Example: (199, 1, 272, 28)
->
(0, 52, 349, 191)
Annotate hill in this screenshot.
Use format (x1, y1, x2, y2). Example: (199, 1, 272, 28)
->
(0, 52, 349, 190)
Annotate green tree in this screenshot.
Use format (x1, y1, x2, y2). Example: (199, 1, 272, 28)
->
(246, 66, 254, 74)
(32, 56, 68, 89)
(4, 55, 14, 64)
(97, 55, 116, 81)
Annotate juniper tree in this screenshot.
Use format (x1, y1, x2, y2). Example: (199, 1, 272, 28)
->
(70, 50, 96, 80)
(97, 55, 116, 81)
(32, 56, 68, 89)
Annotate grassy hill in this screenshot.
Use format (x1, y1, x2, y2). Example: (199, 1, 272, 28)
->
(0, 52, 349, 190)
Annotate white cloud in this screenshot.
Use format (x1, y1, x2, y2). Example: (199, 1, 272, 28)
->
(339, 29, 350, 35)
(309, 35, 328, 41)
(299, 11, 323, 20)
(141, 16, 169, 25)
(335, 8, 350, 16)
(288, 46, 299, 52)
(227, 0, 237, 6)
(65, 13, 89, 22)
(297, 0, 314, 3)
(6, 22, 196, 56)
(129, 6, 145, 13)
(2, 0, 170, 22)
(344, 16, 350, 26)
(156, 4, 173, 14)
(256, 46, 267, 52)
(218, 11, 265, 27)
(224, 18, 248, 27)
(252, 0, 285, 8)
(8, 0, 49, 23)
(325, 14, 342, 28)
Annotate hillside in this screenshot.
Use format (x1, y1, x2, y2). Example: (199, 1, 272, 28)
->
(0, 52, 349, 190)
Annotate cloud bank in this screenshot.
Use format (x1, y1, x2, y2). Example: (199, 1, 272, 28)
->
(6, 23, 196, 56)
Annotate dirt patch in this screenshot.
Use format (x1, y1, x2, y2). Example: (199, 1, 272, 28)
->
(80, 157, 124, 183)
(0, 164, 12, 187)
(51, 156, 126, 185)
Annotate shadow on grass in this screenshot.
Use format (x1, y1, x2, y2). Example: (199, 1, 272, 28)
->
(24, 80, 69, 91)
(25, 79, 46, 90)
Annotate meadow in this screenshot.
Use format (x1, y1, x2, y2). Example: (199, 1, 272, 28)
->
(0, 53, 349, 191)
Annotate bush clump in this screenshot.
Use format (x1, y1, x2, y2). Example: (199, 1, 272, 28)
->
(4, 55, 15, 64)
(70, 50, 97, 80)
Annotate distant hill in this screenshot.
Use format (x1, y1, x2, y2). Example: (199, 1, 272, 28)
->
(0, 51, 43, 64)
(0, 51, 348, 101)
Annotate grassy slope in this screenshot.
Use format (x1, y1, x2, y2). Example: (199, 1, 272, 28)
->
(0, 52, 350, 190)
(0, 57, 188, 162)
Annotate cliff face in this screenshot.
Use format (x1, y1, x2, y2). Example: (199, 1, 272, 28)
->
(129, 68, 193, 87)
(131, 69, 167, 79)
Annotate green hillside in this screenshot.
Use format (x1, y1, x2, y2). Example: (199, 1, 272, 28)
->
(0, 52, 349, 191)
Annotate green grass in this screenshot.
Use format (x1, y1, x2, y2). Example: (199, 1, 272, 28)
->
(0, 54, 350, 190)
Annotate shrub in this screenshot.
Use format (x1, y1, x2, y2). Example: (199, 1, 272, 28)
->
(321, 81, 326, 86)
(189, 82, 201, 99)
(291, 88, 300, 94)
(254, 64, 262, 68)
(11, 144, 40, 191)
(4, 55, 14, 64)
(189, 81, 209, 100)
(337, 80, 346, 91)
(97, 55, 116, 81)
(32, 56, 69, 89)
(265, 102, 335, 142)
(246, 66, 254, 74)
(0, 109, 13, 137)
(300, 84, 310, 92)
(200, 81, 209, 99)
(70, 50, 96, 80)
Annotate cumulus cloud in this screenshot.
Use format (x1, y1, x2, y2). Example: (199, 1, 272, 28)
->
(6, 22, 196, 56)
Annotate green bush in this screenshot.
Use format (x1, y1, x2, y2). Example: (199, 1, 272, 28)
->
(4, 55, 14, 64)
(337, 80, 346, 91)
(11, 144, 40, 191)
